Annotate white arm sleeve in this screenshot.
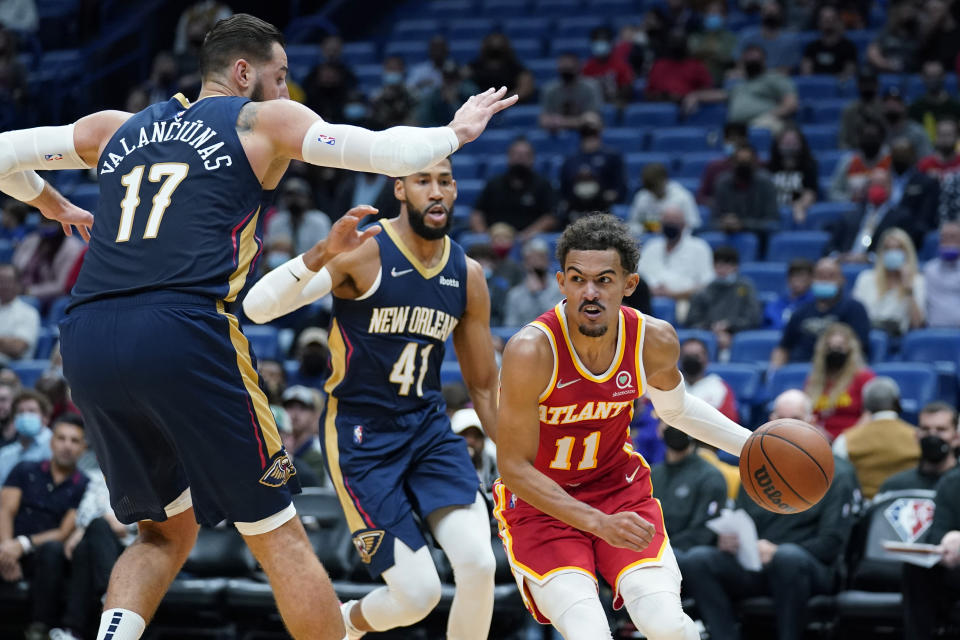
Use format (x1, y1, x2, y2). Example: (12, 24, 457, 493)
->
(0, 124, 90, 173)
(301, 120, 459, 177)
(647, 380, 752, 457)
(242, 254, 332, 324)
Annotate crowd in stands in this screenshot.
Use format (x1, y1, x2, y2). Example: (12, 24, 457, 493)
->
(0, 0, 959, 637)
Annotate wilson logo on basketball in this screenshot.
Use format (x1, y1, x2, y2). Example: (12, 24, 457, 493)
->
(753, 465, 795, 512)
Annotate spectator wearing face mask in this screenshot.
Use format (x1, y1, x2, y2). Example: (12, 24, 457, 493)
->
(883, 87, 933, 157)
(867, 1, 921, 73)
(558, 111, 627, 222)
(712, 144, 780, 236)
(918, 118, 960, 178)
(645, 30, 713, 103)
(910, 61, 960, 141)
(688, 1, 738, 85)
(923, 220, 960, 327)
(636, 206, 714, 310)
(768, 126, 819, 225)
(697, 122, 748, 207)
(880, 402, 958, 492)
(764, 258, 815, 330)
(678, 337, 739, 423)
(800, 6, 858, 77)
(804, 322, 875, 441)
(468, 32, 535, 105)
(734, 0, 801, 73)
(771, 258, 872, 367)
(628, 162, 700, 234)
(539, 52, 603, 131)
(294, 327, 330, 390)
(0, 390, 52, 485)
(503, 238, 564, 327)
(852, 227, 925, 336)
(262, 177, 331, 270)
(368, 56, 416, 129)
(839, 68, 885, 151)
(686, 246, 762, 357)
(830, 120, 891, 203)
(582, 26, 635, 104)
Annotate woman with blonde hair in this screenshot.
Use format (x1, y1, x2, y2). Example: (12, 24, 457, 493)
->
(805, 322, 876, 440)
(852, 227, 926, 336)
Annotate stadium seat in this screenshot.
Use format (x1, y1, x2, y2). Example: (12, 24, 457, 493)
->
(555, 15, 607, 38)
(46, 295, 71, 326)
(526, 129, 578, 155)
(747, 127, 772, 154)
(868, 329, 889, 364)
(841, 262, 870, 293)
(457, 232, 491, 251)
(601, 127, 645, 154)
(766, 363, 811, 399)
(675, 152, 723, 179)
(651, 296, 675, 325)
(449, 154, 483, 179)
(648, 127, 713, 153)
(675, 329, 717, 360)
(526, 57, 557, 84)
(549, 37, 591, 58)
(623, 103, 678, 128)
(466, 128, 520, 155)
(425, 0, 477, 19)
(448, 18, 497, 39)
(697, 231, 759, 262)
(872, 363, 938, 422)
(901, 329, 960, 404)
(625, 152, 675, 177)
(707, 362, 762, 409)
(919, 231, 939, 262)
(804, 98, 848, 125)
(801, 124, 840, 151)
(284, 44, 321, 71)
(340, 41, 377, 66)
(739, 262, 786, 296)
(383, 40, 426, 62)
(500, 15, 549, 38)
(33, 326, 58, 360)
(793, 75, 839, 100)
(681, 103, 727, 126)
(533, 0, 585, 17)
(453, 179, 484, 209)
(805, 200, 854, 230)
(20, 295, 41, 312)
(68, 183, 99, 213)
(490, 326, 520, 344)
(590, 0, 636, 14)
(0, 239, 12, 263)
(10, 360, 49, 388)
(510, 38, 543, 60)
(765, 231, 830, 262)
(242, 325, 281, 361)
(448, 39, 484, 63)
(441, 360, 464, 385)
(730, 330, 782, 365)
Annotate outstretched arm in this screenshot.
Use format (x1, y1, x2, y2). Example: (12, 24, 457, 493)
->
(497, 328, 655, 552)
(452, 259, 499, 442)
(643, 316, 752, 456)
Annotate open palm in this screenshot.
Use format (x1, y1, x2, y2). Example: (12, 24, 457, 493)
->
(449, 87, 519, 147)
(325, 205, 381, 255)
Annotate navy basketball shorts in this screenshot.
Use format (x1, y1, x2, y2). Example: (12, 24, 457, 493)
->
(321, 398, 479, 577)
(60, 291, 299, 530)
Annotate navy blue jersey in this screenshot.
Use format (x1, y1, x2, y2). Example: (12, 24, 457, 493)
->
(72, 94, 271, 306)
(325, 220, 469, 415)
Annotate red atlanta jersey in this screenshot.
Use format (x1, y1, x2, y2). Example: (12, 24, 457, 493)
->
(529, 302, 648, 489)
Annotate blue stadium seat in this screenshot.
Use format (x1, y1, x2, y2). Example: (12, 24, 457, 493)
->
(282, 360, 301, 386)
(681, 103, 727, 126)
(284, 44, 321, 72)
(454, 179, 485, 209)
(611, 204, 630, 220)
(846, 30, 874, 59)
(698, 231, 759, 262)
(730, 330, 782, 365)
(740, 262, 787, 296)
(676, 329, 718, 360)
(457, 232, 491, 251)
(466, 129, 520, 155)
(625, 152, 675, 177)
(534, 0, 585, 17)
(495, 100, 537, 131)
(648, 127, 713, 153)
(805, 200, 854, 230)
(801, 125, 840, 152)
(33, 326, 58, 360)
(46, 296, 71, 326)
(675, 152, 723, 179)
(873, 363, 938, 422)
(242, 325, 281, 361)
(651, 297, 675, 325)
(482, 0, 532, 16)
(501, 16, 551, 38)
(448, 18, 497, 39)
(425, 0, 476, 19)
(766, 363, 811, 400)
(869, 329, 889, 364)
(441, 360, 464, 385)
(341, 42, 378, 66)
(623, 103, 678, 128)
(841, 262, 869, 293)
(10, 360, 49, 388)
(383, 40, 427, 62)
(793, 75, 839, 100)
(707, 363, 763, 422)
(0, 239, 12, 263)
(20, 295, 41, 312)
(747, 127, 772, 154)
(804, 99, 848, 125)
(448, 39, 484, 63)
(555, 16, 608, 38)
(765, 231, 830, 262)
(549, 37, 591, 58)
(601, 128, 645, 154)
(37, 49, 84, 80)
(901, 329, 960, 404)
(919, 231, 939, 262)
(526, 58, 557, 83)
(392, 19, 442, 38)
(526, 129, 578, 155)
(591, 0, 636, 14)
(450, 154, 483, 180)
(490, 326, 520, 344)
(69, 183, 99, 213)
(511, 38, 543, 60)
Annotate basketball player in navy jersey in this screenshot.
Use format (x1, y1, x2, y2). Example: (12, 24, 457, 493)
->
(0, 14, 515, 640)
(244, 157, 500, 640)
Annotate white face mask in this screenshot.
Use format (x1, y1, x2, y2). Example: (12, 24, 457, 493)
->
(573, 180, 600, 199)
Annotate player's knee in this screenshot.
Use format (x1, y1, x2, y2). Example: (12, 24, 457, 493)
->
(393, 567, 442, 618)
(137, 514, 199, 561)
(627, 592, 696, 640)
(450, 544, 496, 586)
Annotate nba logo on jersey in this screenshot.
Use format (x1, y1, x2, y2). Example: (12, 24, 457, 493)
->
(353, 425, 364, 445)
(884, 497, 935, 543)
(317, 134, 336, 146)
(509, 493, 517, 509)
(43, 153, 64, 161)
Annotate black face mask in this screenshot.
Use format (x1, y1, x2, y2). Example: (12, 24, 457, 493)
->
(662, 223, 682, 240)
(744, 60, 765, 78)
(885, 110, 904, 124)
(892, 158, 912, 174)
(860, 139, 882, 158)
(508, 164, 533, 181)
(859, 87, 877, 101)
(300, 352, 328, 377)
(734, 162, 753, 181)
(663, 426, 693, 451)
(559, 69, 577, 83)
(580, 124, 601, 139)
(920, 435, 952, 464)
(825, 349, 848, 371)
(761, 15, 782, 29)
(680, 354, 704, 379)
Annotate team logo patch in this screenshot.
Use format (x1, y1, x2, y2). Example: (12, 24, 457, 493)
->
(258, 454, 297, 487)
(43, 153, 64, 161)
(353, 425, 364, 445)
(353, 529, 385, 564)
(883, 497, 935, 543)
(509, 493, 517, 509)
(616, 371, 633, 389)
(317, 134, 336, 146)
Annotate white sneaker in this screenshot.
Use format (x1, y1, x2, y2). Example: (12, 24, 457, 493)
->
(48, 630, 81, 640)
(340, 600, 365, 640)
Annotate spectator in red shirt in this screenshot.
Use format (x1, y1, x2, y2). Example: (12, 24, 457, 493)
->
(646, 31, 714, 102)
(679, 337, 739, 422)
(805, 322, 876, 440)
(582, 26, 635, 104)
(918, 118, 960, 178)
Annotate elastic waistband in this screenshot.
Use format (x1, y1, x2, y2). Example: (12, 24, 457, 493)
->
(68, 290, 223, 312)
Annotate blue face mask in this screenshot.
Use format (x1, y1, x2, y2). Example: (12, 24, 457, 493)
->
(715, 272, 738, 284)
(811, 280, 839, 299)
(591, 40, 612, 57)
(382, 71, 404, 86)
(344, 102, 368, 121)
(723, 142, 737, 155)
(14, 412, 42, 438)
(882, 248, 906, 270)
(704, 14, 725, 31)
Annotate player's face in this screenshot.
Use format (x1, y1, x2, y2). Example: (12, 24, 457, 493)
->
(397, 160, 457, 240)
(247, 42, 289, 102)
(559, 249, 639, 338)
(50, 423, 85, 468)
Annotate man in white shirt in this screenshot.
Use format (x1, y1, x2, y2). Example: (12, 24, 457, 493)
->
(628, 163, 701, 235)
(636, 206, 714, 321)
(0, 263, 39, 364)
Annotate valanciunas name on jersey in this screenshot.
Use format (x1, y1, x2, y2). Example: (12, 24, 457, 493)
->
(100, 117, 234, 175)
(538, 400, 633, 425)
(367, 305, 459, 342)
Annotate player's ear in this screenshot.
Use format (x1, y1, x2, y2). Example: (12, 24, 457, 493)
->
(623, 272, 640, 297)
(555, 269, 565, 291)
(234, 58, 253, 89)
(394, 177, 406, 202)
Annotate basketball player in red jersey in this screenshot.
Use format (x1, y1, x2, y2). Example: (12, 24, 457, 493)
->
(495, 214, 754, 640)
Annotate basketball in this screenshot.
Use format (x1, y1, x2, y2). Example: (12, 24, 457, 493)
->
(739, 419, 835, 514)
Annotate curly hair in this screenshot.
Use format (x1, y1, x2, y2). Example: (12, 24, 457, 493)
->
(555, 213, 640, 273)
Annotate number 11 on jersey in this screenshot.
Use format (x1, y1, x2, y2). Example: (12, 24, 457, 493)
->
(549, 431, 601, 471)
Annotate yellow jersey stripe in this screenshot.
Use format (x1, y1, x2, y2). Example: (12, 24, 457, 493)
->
(381, 218, 450, 279)
(225, 207, 261, 303)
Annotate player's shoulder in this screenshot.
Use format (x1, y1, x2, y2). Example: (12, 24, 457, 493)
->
(503, 324, 553, 367)
(640, 314, 679, 353)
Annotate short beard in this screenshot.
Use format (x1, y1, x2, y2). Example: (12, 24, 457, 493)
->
(578, 324, 608, 337)
(249, 77, 265, 102)
(406, 201, 453, 240)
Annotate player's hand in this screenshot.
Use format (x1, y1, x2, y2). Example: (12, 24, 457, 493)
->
(31, 192, 94, 242)
(0, 558, 21, 583)
(0, 539, 22, 564)
(592, 512, 656, 552)
(322, 205, 381, 257)
(64, 527, 85, 560)
(940, 531, 960, 568)
(448, 87, 519, 148)
(717, 533, 739, 554)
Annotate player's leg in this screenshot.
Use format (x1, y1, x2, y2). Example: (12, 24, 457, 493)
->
(426, 493, 497, 640)
(240, 514, 344, 640)
(618, 545, 699, 640)
(674, 545, 763, 640)
(526, 572, 612, 640)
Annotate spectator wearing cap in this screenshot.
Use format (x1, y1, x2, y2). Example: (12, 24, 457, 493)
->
(765, 259, 815, 330)
(839, 68, 885, 150)
(628, 162, 700, 234)
(281, 385, 327, 487)
(450, 408, 498, 493)
(883, 87, 933, 158)
(504, 238, 563, 327)
(0, 390, 52, 485)
(0, 263, 39, 364)
(686, 246, 762, 357)
(0, 414, 88, 640)
(295, 327, 330, 390)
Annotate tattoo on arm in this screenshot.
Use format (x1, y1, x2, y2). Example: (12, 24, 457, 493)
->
(237, 103, 260, 135)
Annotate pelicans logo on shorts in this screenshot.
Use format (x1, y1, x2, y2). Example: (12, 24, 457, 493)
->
(258, 454, 297, 487)
(352, 529, 385, 564)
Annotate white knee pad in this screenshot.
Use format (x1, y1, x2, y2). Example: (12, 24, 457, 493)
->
(429, 494, 496, 585)
(620, 548, 697, 640)
(361, 540, 442, 631)
(528, 572, 611, 640)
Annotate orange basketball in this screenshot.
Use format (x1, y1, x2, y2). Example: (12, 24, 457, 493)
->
(739, 419, 835, 514)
